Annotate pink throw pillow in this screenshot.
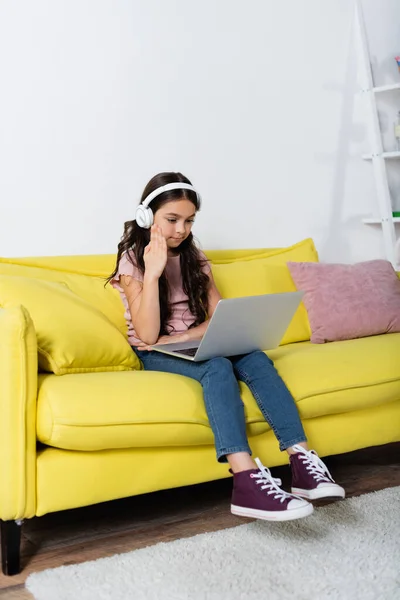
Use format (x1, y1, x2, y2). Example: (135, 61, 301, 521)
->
(287, 260, 400, 343)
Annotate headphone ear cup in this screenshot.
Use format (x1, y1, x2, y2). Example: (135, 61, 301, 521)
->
(135, 205, 154, 229)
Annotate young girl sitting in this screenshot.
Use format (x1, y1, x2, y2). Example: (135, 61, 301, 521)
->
(108, 171, 345, 522)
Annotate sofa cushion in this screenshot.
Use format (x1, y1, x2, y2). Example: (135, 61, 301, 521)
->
(211, 261, 270, 298)
(210, 243, 317, 345)
(36, 333, 400, 452)
(211, 261, 311, 346)
(287, 260, 400, 343)
(0, 275, 140, 374)
(0, 260, 127, 333)
(36, 370, 271, 451)
(262, 263, 312, 345)
(268, 333, 400, 418)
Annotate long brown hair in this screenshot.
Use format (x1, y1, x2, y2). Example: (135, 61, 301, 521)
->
(107, 172, 210, 335)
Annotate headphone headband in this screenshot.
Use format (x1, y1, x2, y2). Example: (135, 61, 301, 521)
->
(135, 182, 201, 229)
(141, 182, 201, 209)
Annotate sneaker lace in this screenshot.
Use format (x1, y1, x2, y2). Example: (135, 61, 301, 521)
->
(296, 447, 334, 483)
(253, 458, 295, 504)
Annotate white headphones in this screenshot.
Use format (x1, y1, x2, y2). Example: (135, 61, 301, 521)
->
(135, 182, 201, 229)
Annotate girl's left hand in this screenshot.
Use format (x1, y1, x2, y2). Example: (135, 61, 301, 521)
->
(136, 333, 190, 352)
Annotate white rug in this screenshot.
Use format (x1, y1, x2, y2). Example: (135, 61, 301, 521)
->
(26, 486, 400, 600)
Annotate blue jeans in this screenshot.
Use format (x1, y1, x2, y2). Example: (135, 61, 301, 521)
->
(135, 349, 307, 463)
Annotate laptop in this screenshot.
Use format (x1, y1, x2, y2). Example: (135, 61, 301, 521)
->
(151, 292, 304, 361)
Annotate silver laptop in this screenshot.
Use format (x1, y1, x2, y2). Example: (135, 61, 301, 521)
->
(151, 292, 304, 361)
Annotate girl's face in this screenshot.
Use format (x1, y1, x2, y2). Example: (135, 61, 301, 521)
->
(154, 199, 196, 250)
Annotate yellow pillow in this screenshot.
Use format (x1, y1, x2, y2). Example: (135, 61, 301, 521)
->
(210, 238, 318, 265)
(0, 261, 126, 333)
(0, 275, 140, 374)
(263, 264, 311, 344)
(211, 261, 269, 298)
(211, 239, 318, 344)
(211, 261, 311, 344)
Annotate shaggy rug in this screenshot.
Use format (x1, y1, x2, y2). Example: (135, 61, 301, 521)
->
(26, 486, 400, 600)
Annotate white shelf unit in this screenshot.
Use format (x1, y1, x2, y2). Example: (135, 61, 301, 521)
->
(356, 0, 399, 268)
(362, 151, 400, 160)
(362, 217, 400, 224)
(373, 83, 400, 93)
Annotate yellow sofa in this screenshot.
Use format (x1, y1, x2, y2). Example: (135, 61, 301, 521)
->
(1, 240, 400, 575)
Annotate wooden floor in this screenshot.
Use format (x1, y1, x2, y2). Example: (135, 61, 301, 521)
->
(1, 442, 399, 599)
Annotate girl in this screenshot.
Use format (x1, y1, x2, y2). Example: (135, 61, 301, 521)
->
(108, 171, 345, 522)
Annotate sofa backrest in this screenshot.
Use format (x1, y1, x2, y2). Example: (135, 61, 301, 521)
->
(0, 249, 275, 333)
(0, 239, 325, 347)
(0, 249, 274, 277)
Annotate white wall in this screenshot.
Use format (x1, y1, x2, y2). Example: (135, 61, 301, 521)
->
(0, 0, 399, 260)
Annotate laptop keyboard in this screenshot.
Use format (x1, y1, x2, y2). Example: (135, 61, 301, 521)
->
(172, 347, 198, 357)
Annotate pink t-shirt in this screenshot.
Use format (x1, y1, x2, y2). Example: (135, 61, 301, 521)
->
(111, 249, 211, 346)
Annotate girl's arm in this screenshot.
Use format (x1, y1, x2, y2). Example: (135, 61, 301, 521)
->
(121, 273, 161, 345)
(151, 270, 221, 345)
(121, 225, 167, 345)
(136, 258, 222, 350)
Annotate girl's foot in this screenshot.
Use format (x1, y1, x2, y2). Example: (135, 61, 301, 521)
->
(231, 458, 313, 522)
(290, 444, 345, 500)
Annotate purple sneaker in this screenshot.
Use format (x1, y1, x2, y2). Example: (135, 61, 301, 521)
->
(231, 458, 313, 522)
(290, 445, 345, 500)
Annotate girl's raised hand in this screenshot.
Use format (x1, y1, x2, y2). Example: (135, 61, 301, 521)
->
(143, 224, 168, 279)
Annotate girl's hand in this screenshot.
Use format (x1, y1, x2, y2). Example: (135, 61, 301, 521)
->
(143, 224, 168, 279)
(136, 333, 190, 352)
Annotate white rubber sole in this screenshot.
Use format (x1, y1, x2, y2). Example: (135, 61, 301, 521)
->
(291, 485, 346, 500)
(231, 502, 313, 522)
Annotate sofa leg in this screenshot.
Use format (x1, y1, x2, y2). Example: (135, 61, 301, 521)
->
(1, 520, 22, 576)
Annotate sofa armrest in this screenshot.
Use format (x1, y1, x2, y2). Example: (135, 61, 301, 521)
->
(0, 306, 37, 520)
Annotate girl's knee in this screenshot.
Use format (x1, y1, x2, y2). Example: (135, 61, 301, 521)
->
(236, 351, 275, 375)
(205, 356, 234, 373)
(247, 350, 274, 366)
(261, 351, 274, 366)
